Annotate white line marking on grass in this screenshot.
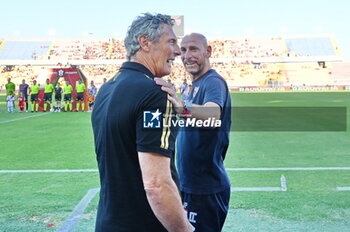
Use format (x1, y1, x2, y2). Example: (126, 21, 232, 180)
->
(57, 188, 100, 232)
(231, 176, 287, 192)
(0, 113, 49, 124)
(226, 167, 350, 171)
(336, 187, 350, 191)
(231, 187, 282, 191)
(0, 169, 98, 173)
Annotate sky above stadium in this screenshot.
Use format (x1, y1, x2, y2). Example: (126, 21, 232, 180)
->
(1, 0, 350, 60)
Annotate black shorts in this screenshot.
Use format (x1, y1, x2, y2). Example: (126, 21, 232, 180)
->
(55, 94, 62, 101)
(181, 188, 230, 232)
(44, 93, 52, 101)
(88, 102, 94, 107)
(30, 94, 38, 102)
(64, 94, 72, 101)
(76, 93, 84, 101)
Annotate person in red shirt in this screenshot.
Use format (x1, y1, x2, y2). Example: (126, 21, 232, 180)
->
(18, 92, 25, 113)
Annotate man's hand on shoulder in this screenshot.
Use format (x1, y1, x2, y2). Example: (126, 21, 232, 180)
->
(154, 78, 185, 115)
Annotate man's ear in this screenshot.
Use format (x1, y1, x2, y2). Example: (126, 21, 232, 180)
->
(138, 35, 151, 52)
(206, 45, 212, 58)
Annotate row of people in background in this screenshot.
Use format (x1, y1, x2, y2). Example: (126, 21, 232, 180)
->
(5, 76, 190, 113)
(4, 77, 97, 113)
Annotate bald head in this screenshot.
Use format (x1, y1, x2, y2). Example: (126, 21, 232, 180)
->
(182, 33, 208, 49)
(180, 33, 212, 80)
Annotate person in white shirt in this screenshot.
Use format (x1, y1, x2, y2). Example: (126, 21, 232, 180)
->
(7, 91, 16, 113)
(179, 78, 190, 100)
(88, 80, 98, 97)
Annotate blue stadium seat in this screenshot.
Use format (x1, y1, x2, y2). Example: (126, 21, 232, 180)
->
(285, 37, 336, 56)
(0, 41, 51, 60)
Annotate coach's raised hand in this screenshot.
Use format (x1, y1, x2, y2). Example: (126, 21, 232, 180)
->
(154, 77, 185, 114)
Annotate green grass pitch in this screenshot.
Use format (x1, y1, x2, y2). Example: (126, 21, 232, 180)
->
(0, 92, 350, 231)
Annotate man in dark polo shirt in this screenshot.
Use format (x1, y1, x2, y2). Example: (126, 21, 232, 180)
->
(91, 13, 192, 232)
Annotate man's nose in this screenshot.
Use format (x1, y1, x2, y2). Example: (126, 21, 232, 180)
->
(174, 44, 181, 56)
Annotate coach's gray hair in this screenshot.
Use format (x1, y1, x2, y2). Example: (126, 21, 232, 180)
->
(124, 13, 174, 60)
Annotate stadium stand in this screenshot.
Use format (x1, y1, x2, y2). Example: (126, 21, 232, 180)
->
(0, 35, 338, 61)
(79, 64, 121, 84)
(329, 62, 350, 85)
(209, 36, 286, 59)
(0, 65, 44, 84)
(283, 63, 333, 86)
(48, 39, 117, 60)
(0, 35, 349, 90)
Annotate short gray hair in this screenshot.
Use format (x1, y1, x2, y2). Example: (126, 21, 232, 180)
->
(124, 13, 174, 60)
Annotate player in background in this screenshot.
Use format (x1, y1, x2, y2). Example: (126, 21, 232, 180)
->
(87, 80, 97, 112)
(43, 78, 54, 112)
(63, 80, 73, 112)
(5, 78, 15, 96)
(18, 92, 25, 112)
(88, 80, 97, 98)
(29, 80, 40, 112)
(179, 78, 190, 100)
(54, 82, 63, 112)
(7, 91, 16, 113)
(18, 79, 29, 112)
(5, 78, 16, 112)
(75, 79, 86, 112)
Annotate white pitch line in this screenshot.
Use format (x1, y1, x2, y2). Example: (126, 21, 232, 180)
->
(231, 187, 281, 192)
(57, 188, 100, 232)
(226, 167, 350, 171)
(0, 113, 49, 124)
(336, 187, 350, 191)
(0, 169, 98, 173)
